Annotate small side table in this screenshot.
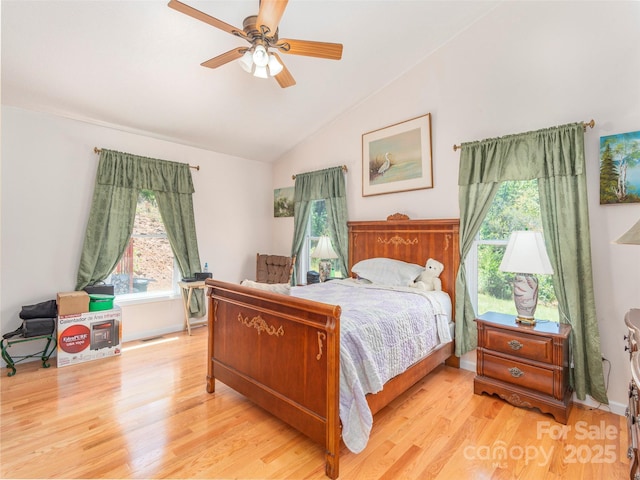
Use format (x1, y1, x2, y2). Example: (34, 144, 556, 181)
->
(177, 281, 207, 335)
(1, 334, 57, 376)
(474, 311, 572, 423)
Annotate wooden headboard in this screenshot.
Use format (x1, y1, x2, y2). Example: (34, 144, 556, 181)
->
(347, 214, 460, 313)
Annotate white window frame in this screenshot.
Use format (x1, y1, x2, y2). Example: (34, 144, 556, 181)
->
(467, 235, 509, 314)
(298, 200, 325, 283)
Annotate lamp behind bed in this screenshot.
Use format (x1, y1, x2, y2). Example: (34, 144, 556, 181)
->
(312, 236, 338, 282)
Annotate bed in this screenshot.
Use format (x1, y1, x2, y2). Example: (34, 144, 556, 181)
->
(205, 215, 460, 478)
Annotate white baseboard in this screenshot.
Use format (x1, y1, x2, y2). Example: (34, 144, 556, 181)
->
(573, 394, 626, 417)
(122, 325, 187, 343)
(460, 358, 476, 372)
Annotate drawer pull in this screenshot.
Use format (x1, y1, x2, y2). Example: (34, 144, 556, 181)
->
(508, 367, 524, 378)
(628, 446, 634, 460)
(508, 340, 524, 350)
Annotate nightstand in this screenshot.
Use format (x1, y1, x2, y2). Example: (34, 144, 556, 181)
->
(474, 311, 572, 424)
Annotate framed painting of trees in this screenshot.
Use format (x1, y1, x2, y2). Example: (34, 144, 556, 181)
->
(600, 130, 640, 204)
(274, 187, 294, 217)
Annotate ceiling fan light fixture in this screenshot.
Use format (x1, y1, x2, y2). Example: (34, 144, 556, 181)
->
(252, 45, 269, 67)
(238, 50, 253, 73)
(267, 54, 283, 76)
(168, 0, 342, 88)
(253, 64, 269, 79)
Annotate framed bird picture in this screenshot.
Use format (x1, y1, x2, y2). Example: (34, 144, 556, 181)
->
(361, 113, 433, 197)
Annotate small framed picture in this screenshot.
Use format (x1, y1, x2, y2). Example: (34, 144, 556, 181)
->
(600, 130, 640, 204)
(362, 113, 433, 197)
(273, 186, 294, 217)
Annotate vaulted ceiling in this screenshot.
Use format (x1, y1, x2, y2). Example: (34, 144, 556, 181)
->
(2, 1, 498, 162)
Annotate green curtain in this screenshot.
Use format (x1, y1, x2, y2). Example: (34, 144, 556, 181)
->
(454, 182, 501, 356)
(75, 183, 138, 291)
(291, 167, 348, 284)
(291, 200, 313, 285)
(456, 123, 607, 403)
(76, 149, 205, 317)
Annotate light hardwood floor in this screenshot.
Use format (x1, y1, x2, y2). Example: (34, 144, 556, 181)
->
(1, 326, 629, 479)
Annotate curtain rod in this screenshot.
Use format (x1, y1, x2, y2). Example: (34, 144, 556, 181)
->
(452, 119, 596, 152)
(292, 165, 348, 180)
(93, 147, 200, 171)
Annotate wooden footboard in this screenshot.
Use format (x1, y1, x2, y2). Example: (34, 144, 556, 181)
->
(205, 216, 460, 478)
(206, 280, 342, 479)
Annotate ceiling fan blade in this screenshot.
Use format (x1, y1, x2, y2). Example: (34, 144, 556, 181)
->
(271, 52, 296, 88)
(201, 48, 246, 69)
(256, 0, 289, 36)
(168, 0, 242, 36)
(275, 39, 343, 60)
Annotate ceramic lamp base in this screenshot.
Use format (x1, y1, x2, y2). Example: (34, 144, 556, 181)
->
(513, 273, 539, 325)
(319, 261, 332, 282)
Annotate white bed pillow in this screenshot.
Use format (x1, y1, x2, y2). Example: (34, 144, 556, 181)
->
(240, 279, 291, 295)
(351, 258, 425, 286)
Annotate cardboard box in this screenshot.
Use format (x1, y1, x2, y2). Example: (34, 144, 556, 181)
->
(57, 306, 122, 367)
(57, 291, 89, 316)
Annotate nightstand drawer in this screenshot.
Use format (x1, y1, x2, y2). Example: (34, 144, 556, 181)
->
(484, 326, 552, 363)
(481, 352, 554, 396)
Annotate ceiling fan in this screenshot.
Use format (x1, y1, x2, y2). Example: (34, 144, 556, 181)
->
(168, 0, 343, 88)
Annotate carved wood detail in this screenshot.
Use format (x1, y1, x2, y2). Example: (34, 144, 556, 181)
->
(387, 213, 410, 221)
(237, 313, 284, 337)
(317, 332, 326, 360)
(498, 392, 533, 408)
(377, 235, 418, 246)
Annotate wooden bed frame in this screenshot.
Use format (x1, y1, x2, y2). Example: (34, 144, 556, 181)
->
(205, 216, 460, 478)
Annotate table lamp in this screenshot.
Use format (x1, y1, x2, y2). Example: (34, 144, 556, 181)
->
(499, 231, 554, 325)
(614, 218, 640, 245)
(614, 219, 640, 321)
(312, 236, 338, 282)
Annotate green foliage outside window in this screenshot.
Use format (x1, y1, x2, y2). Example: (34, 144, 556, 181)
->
(310, 200, 328, 237)
(478, 180, 557, 309)
(308, 200, 343, 278)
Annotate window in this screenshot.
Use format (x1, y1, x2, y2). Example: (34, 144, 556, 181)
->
(468, 180, 559, 322)
(109, 190, 178, 298)
(300, 200, 344, 282)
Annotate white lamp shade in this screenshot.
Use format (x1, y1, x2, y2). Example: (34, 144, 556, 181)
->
(268, 54, 283, 76)
(252, 45, 269, 67)
(238, 50, 253, 73)
(253, 65, 268, 79)
(499, 231, 554, 275)
(311, 236, 338, 259)
(614, 218, 640, 245)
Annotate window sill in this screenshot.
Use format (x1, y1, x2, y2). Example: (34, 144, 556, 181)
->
(115, 291, 181, 307)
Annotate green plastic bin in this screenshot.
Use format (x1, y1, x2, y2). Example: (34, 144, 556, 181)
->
(88, 294, 115, 311)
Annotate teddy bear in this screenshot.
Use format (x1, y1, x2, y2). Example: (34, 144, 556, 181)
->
(411, 258, 444, 291)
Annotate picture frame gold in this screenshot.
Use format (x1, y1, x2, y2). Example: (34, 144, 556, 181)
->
(362, 113, 433, 197)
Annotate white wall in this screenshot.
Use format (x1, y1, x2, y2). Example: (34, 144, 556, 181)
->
(272, 1, 640, 413)
(1, 107, 273, 351)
